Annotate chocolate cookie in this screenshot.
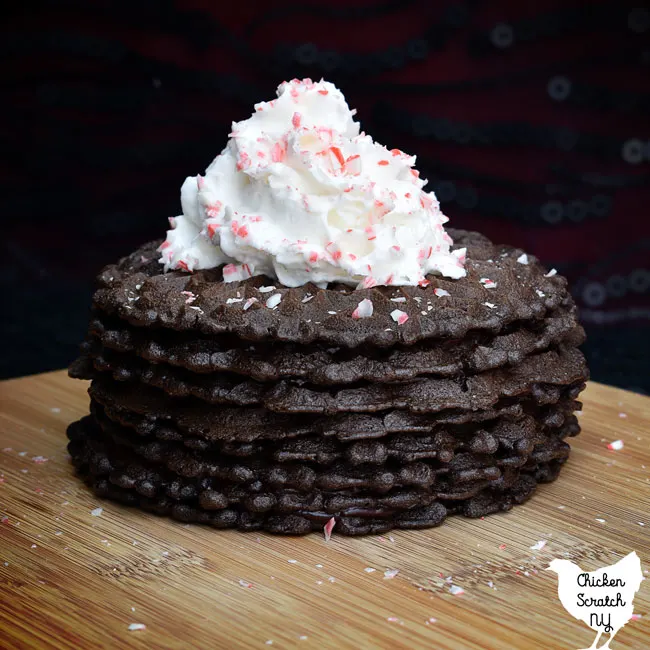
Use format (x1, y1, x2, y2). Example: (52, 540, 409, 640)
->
(68, 228, 587, 536)
(67, 414, 569, 535)
(91, 231, 573, 348)
(84, 305, 584, 384)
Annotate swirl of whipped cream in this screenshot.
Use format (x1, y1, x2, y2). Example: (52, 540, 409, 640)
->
(159, 78, 466, 287)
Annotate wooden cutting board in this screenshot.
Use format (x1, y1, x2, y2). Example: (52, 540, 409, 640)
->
(0, 371, 648, 650)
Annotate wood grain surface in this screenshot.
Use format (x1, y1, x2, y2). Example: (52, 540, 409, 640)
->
(0, 372, 648, 650)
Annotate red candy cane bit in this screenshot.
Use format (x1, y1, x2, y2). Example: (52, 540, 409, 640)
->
(309, 252, 319, 263)
(236, 153, 251, 171)
(390, 148, 402, 156)
(360, 276, 377, 289)
(330, 146, 345, 169)
(392, 245, 401, 252)
(223, 264, 237, 276)
(318, 89, 329, 95)
(207, 223, 219, 238)
(324, 517, 336, 541)
(292, 112, 302, 128)
(332, 250, 342, 261)
(348, 253, 357, 260)
(377, 160, 389, 166)
(405, 192, 411, 198)
(419, 278, 431, 288)
(410, 169, 420, 178)
(206, 201, 222, 218)
(386, 274, 394, 285)
(271, 141, 286, 163)
(177, 260, 190, 272)
(237, 225, 249, 238)
(159, 240, 170, 250)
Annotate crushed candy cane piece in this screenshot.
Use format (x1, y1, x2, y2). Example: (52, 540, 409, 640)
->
(258, 286, 276, 293)
(302, 294, 314, 303)
(238, 579, 253, 588)
(352, 298, 373, 319)
(530, 540, 547, 551)
(243, 297, 258, 310)
(536, 290, 546, 298)
(484, 302, 496, 309)
(91, 507, 103, 517)
(390, 309, 409, 325)
(434, 288, 450, 297)
(479, 278, 497, 289)
(364, 567, 376, 573)
(545, 268, 557, 277)
(450, 585, 465, 595)
(607, 440, 624, 451)
(226, 298, 243, 304)
(324, 517, 336, 542)
(128, 624, 146, 631)
(266, 294, 282, 309)
(516, 253, 529, 265)
(32, 456, 48, 464)
(390, 297, 407, 303)
(384, 568, 399, 579)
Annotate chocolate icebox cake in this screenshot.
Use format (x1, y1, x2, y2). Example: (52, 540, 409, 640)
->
(68, 79, 588, 536)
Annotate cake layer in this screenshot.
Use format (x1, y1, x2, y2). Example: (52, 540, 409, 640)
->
(88, 377, 581, 442)
(68, 415, 568, 536)
(82, 304, 584, 384)
(75, 345, 588, 414)
(91, 399, 578, 476)
(91, 230, 573, 348)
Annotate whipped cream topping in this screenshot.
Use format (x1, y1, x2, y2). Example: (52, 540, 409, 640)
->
(159, 78, 465, 287)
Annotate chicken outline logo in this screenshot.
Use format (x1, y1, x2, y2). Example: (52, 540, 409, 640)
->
(546, 551, 644, 649)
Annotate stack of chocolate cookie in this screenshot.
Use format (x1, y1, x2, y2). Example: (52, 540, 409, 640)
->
(68, 230, 588, 536)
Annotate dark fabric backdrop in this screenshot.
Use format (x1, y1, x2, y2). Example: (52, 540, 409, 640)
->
(2, 0, 649, 392)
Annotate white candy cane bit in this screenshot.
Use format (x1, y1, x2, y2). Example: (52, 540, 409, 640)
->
(390, 296, 407, 303)
(352, 299, 373, 319)
(530, 540, 547, 551)
(484, 302, 496, 309)
(390, 309, 409, 325)
(384, 568, 399, 579)
(545, 268, 557, 277)
(226, 298, 243, 304)
(302, 294, 314, 303)
(535, 289, 545, 298)
(607, 439, 624, 451)
(258, 285, 276, 293)
(449, 585, 465, 596)
(266, 294, 282, 309)
(243, 297, 258, 310)
(434, 288, 450, 298)
(516, 253, 529, 265)
(128, 624, 146, 631)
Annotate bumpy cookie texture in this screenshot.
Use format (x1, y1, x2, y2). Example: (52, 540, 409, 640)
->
(92, 231, 573, 347)
(68, 229, 588, 535)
